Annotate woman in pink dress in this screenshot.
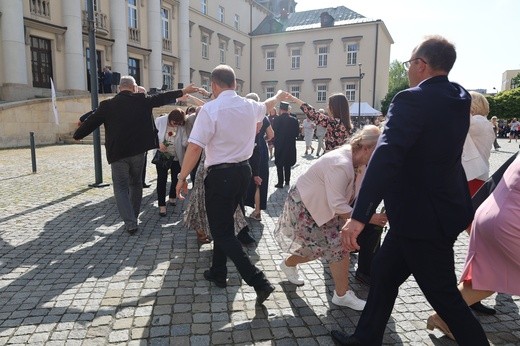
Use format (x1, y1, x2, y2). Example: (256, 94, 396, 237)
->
(427, 155, 520, 340)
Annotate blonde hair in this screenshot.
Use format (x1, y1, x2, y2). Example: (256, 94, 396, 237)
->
(349, 125, 381, 150)
(469, 91, 490, 116)
(245, 93, 260, 101)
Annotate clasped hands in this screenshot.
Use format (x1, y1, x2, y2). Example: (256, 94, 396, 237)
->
(341, 212, 387, 251)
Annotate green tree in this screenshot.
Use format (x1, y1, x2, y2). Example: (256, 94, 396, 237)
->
(488, 88, 520, 119)
(380, 60, 409, 115)
(388, 59, 408, 91)
(511, 73, 520, 89)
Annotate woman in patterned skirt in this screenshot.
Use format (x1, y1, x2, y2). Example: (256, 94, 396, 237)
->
(274, 125, 387, 310)
(183, 151, 249, 244)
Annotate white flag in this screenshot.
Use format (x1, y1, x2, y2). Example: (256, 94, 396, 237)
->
(50, 78, 59, 125)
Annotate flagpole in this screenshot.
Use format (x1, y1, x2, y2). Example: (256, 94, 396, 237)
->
(87, 0, 108, 187)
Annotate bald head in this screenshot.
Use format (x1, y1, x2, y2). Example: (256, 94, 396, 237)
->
(211, 65, 236, 89)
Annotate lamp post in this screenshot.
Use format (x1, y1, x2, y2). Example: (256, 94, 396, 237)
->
(87, 0, 108, 187)
(358, 63, 365, 118)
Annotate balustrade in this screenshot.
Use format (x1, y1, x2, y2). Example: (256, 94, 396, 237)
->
(29, 0, 51, 18)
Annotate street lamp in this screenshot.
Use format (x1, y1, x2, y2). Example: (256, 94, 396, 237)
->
(358, 63, 365, 118)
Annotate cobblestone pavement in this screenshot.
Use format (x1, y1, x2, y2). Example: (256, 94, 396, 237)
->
(0, 138, 519, 346)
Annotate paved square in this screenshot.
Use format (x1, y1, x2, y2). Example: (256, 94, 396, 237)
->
(0, 139, 519, 345)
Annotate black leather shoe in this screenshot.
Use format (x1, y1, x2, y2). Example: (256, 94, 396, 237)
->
(126, 228, 138, 235)
(285, 181, 290, 186)
(255, 283, 275, 305)
(203, 270, 227, 288)
(355, 271, 371, 286)
(330, 330, 362, 345)
(470, 301, 496, 315)
(275, 183, 284, 188)
(237, 228, 256, 246)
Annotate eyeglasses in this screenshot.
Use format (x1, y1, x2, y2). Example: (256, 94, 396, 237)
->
(403, 57, 427, 70)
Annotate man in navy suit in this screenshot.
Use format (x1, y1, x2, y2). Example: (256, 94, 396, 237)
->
(331, 36, 489, 345)
(272, 101, 299, 188)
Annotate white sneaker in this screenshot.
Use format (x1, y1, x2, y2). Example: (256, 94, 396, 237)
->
(279, 260, 305, 285)
(331, 290, 366, 311)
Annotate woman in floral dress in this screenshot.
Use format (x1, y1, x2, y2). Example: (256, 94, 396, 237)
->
(183, 151, 249, 244)
(286, 93, 352, 152)
(274, 125, 387, 310)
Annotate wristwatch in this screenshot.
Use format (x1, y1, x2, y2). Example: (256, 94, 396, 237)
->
(177, 173, 186, 182)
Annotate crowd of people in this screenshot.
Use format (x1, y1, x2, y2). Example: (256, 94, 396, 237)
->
(73, 34, 519, 345)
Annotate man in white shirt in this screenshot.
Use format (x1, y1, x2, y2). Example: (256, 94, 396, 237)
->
(176, 65, 285, 305)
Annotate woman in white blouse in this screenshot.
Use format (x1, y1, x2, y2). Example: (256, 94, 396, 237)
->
(154, 108, 188, 216)
(462, 91, 496, 197)
(274, 125, 387, 310)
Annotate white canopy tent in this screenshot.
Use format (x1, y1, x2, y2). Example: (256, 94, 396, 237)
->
(350, 102, 382, 117)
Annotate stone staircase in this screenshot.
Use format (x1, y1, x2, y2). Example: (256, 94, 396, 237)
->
(61, 126, 105, 145)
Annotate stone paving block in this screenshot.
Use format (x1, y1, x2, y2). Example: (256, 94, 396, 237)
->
(191, 323, 211, 335)
(50, 330, 70, 340)
(108, 330, 129, 343)
(275, 338, 298, 346)
(190, 335, 210, 345)
(211, 331, 233, 344)
(251, 327, 272, 341)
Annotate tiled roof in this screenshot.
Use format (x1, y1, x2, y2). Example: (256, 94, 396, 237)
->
(251, 6, 367, 35)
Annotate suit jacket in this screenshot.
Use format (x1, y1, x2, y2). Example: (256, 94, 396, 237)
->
(74, 89, 183, 163)
(352, 76, 473, 240)
(272, 112, 299, 166)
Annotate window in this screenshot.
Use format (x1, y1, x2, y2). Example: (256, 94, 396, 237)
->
(235, 45, 241, 68)
(128, 0, 138, 28)
(218, 6, 225, 22)
(318, 46, 328, 67)
(236, 79, 244, 94)
(347, 43, 358, 65)
(266, 86, 275, 99)
(345, 83, 356, 101)
(201, 0, 207, 15)
(291, 49, 301, 69)
(317, 84, 327, 102)
(85, 0, 99, 11)
(30, 36, 53, 88)
(162, 64, 173, 90)
(234, 14, 240, 30)
(161, 8, 169, 39)
(290, 85, 300, 99)
(128, 57, 140, 85)
(85, 48, 102, 92)
(201, 34, 209, 59)
(219, 41, 226, 64)
(201, 76, 210, 92)
(266, 51, 275, 71)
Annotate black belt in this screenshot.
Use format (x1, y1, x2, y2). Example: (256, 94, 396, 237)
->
(207, 160, 249, 173)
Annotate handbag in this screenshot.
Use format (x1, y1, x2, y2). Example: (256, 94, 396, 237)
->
(151, 151, 173, 169)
